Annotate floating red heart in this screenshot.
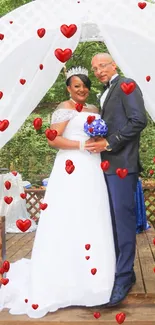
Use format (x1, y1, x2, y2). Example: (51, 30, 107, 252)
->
(91, 268, 97, 275)
(88, 127, 93, 133)
(12, 171, 17, 176)
(39, 64, 44, 70)
(20, 193, 27, 199)
(138, 2, 147, 9)
(33, 117, 42, 130)
(0, 267, 4, 274)
(153, 157, 155, 163)
(16, 219, 32, 232)
(45, 129, 57, 141)
(65, 160, 73, 167)
(54, 48, 72, 63)
(85, 244, 91, 250)
(120, 82, 136, 95)
(75, 103, 83, 112)
(0, 34, 4, 40)
(93, 312, 101, 319)
(116, 168, 128, 179)
(0, 91, 3, 99)
(60, 24, 77, 38)
(32, 304, 39, 310)
(20, 79, 26, 85)
(87, 115, 96, 124)
(37, 28, 46, 38)
(116, 312, 126, 324)
(4, 196, 13, 204)
(153, 238, 155, 245)
(4, 181, 11, 190)
(39, 203, 48, 210)
(65, 164, 75, 174)
(9, 21, 13, 24)
(85, 256, 90, 260)
(25, 299, 28, 303)
(101, 160, 110, 172)
(146, 75, 151, 82)
(3, 260, 10, 272)
(0, 278, 9, 285)
(149, 169, 154, 175)
(0, 120, 9, 132)
(153, 267, 155, 273)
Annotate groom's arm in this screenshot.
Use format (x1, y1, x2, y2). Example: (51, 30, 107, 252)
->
(105, 81, 147, 152)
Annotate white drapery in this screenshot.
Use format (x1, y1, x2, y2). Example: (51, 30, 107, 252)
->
(0, 0, 155, 149)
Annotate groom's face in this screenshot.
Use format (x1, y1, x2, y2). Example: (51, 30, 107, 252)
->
(91, 56, 117, 84)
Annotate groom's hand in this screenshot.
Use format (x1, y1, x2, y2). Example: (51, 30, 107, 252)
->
(85, 138, 107, 153)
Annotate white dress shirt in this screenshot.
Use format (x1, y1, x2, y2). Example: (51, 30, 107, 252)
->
(100, 74, 119, 109)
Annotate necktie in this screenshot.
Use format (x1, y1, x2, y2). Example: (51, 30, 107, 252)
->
(103, 78, 117, 91)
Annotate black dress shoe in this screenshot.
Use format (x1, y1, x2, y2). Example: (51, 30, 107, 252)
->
(106, 282, 133, 307)
(131, 270, 136, 284)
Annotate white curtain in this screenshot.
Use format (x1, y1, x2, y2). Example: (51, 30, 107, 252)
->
(0, 0, 155, 150)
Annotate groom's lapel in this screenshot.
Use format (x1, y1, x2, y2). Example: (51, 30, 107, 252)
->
(101, 76, 120, 117)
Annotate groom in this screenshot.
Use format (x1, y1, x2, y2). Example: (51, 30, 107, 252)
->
(85, 53, 147, 306)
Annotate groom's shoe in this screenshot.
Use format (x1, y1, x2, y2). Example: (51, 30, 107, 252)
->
(106, 281, 133, 307)
(131, 270, 136, 285)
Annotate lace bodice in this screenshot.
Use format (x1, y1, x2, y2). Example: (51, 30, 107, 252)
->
(51, 108, 100, 141)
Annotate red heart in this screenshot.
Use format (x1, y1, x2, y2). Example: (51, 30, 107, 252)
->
(20, 193, 27, 199)
(12, 171, 17, 176)
(116, 168, 128, 179)
(138, 2, 147, 9)
(87, 115, 96, 124)
(37, 28, 46, 38)
(32, 304, 39, 310)
(20, 79, 26, 85)
(85, 244, 91, 250)
(3, 260, 10, 272)
(54, 48, 72, 63)
(146, 75, 151, 82)
(25, 299, 28, 303)
(45, 129, 57, 141)
(0, 120, 9, 131)
(39, 203, 48, 210)
(75, 103, 83, 112)
(88, 127, 93, 133)
(0, 34, 4, 40)
(0, 267, 5, 274)
(116, 312, 126, 324)
(33, 118, 42, 130)
(16, 219, 32, 232)
(39, 64, 44, 70)
(4, 196, 13, 204)
(0, 91, 3, 99)
(93, 312, 101, 319)
(60, 24, 77, 38)
(149, 169, 154, 175)
(153, 157, 155, 163)
(153, 238, 155, 245)
(91, 268, 97, 275)
(65, 164, 75, 174)
(4, 181, 11, 190)
(65, 160, 73, 167)
(154, 267, 155, 273)
(120, 82, 136, 95)
(85, 256, 90, 260)
(9, 21, 13, 24)
(101, 160, 110, 172)
(0, 278, 9, 285)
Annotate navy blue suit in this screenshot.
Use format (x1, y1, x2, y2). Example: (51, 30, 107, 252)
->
(101, 75, 147, 286)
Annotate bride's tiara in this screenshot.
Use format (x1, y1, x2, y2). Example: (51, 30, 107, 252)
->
(66, 66, 88, 80)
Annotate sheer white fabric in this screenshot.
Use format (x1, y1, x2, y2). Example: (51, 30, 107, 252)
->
(0, 110, 116, 318)
(0, 0, 155, 149)
(51, 108, 78, 124)
(0, 173, 37, 233)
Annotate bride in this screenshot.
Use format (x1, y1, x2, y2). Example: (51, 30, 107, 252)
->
(0, 66, 116, 318)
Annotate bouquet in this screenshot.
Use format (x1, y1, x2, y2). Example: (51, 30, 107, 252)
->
(84, 115, 108, 137)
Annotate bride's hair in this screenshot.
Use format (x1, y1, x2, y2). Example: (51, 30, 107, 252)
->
(66, 66, 91, 90)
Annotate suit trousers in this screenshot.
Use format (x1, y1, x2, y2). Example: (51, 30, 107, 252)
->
(104, 173, 138, 285)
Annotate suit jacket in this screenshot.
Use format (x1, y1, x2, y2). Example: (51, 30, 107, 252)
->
(100, 75, 147, 174)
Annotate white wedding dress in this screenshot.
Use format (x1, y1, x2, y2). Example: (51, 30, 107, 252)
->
(0, 108, 116, 318)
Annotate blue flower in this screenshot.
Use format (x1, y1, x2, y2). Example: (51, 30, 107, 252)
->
(84, 118, 108, 137)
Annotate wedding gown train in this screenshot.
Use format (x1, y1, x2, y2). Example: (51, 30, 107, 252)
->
(0, 109, 116, 318)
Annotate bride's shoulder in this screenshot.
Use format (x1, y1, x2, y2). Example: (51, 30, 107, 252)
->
(87, 104, 99, 114)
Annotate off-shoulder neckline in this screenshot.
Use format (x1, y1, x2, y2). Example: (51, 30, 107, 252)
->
(54, 108, 100, 114)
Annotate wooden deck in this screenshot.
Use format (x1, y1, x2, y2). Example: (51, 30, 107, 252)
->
(0, 227, 155, 324)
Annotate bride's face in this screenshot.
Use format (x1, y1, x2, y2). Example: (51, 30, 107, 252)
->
(67, 76, 89, 103)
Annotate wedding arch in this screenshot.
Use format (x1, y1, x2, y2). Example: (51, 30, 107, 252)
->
(0, 0, 155, 149)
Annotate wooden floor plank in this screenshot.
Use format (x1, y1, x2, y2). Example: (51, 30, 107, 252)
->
(145, 227, 155, 261)
(129, 247, 145, 295)
(6, 233, 26, 250)
(136, 230, 155, 296)
(6, 233, 35, 262)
